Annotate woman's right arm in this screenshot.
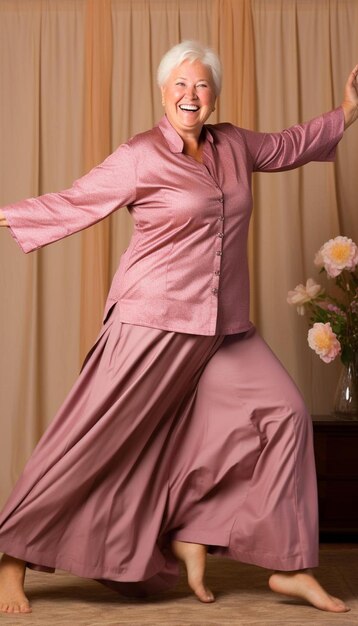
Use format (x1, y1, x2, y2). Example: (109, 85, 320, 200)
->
(0, 210, 8, 227)
(1, 141, 137, 253)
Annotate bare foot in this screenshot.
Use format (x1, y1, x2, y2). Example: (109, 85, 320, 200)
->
(171, 539, 215, 603)
(0, 554, 31, 614)
(269, 569, 350, 612)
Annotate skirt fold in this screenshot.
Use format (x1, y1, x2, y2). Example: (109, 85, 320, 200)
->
(0, 306, 319, 595)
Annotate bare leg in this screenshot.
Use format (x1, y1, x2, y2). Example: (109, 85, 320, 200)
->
(171, 540, 215, 603)
(269, 569, 350, 612)
(0, 554, 31, 614)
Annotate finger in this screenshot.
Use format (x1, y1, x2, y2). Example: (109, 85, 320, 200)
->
(347, 65, 358, 89)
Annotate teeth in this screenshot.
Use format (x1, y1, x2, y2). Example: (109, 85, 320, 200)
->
(179, 104, 199, 111)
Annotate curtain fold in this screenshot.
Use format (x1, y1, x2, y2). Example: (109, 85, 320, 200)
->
(80, 0, 113, 358)
(211, 0, 257, 318)
(1, 0, 358, 503)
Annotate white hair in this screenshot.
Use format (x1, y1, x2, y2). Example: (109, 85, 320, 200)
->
(157, 40, 222, 96)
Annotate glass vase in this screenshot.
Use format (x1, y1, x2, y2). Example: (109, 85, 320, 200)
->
(334, 357, 358, 420)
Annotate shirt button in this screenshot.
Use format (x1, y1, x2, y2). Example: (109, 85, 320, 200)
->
(216, 250, 222, 256)
(219, 197, 224, 203)
(217, 232, 224, 238)
(211, 287, 218, 295)
(214, 270, 221, 276)
(219, 215, 225, 221)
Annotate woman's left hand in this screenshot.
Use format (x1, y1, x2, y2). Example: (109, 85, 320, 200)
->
(342, 64, 358, 129)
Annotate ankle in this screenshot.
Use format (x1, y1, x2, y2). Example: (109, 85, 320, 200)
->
(272, 568, 311, 576)
(0, 554, 26, 574)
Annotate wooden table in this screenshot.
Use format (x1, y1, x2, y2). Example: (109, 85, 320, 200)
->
(313, 415, 358, 540)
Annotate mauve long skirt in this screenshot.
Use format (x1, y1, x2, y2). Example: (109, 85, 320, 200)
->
(0, 303, 318, 596)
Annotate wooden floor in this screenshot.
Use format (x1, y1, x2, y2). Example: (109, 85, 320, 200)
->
(2, 546, 357, 625)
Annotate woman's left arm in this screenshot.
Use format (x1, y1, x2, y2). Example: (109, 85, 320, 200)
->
(341, 64, 358, 129)
(238, 65, 357, 173)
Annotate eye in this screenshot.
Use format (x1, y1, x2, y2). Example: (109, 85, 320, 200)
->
(176, 81, 185, 87)
(197, 82, 208, 88)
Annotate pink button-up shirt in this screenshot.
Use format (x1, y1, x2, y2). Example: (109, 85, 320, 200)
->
(3, 108, 344, 336)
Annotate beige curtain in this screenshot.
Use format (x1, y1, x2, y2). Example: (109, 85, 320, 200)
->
(251, 0, 358, 413)
(0, 0, 357, 505)
(0, 0, 86, 503)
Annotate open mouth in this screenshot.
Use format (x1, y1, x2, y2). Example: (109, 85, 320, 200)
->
(179, 104, 200, 112)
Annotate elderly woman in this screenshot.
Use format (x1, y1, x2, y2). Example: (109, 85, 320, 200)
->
(0, 41, 357, 615)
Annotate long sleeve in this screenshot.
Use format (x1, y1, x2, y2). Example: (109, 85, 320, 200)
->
(1, 142, 137, 253)
(240, 106, 345, 173)
(0, 112, 347, 336)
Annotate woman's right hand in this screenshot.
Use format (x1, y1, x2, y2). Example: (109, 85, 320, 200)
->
(0, 210, 8, 227)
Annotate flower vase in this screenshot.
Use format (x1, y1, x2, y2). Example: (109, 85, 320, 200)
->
(334, 357, 358, 420)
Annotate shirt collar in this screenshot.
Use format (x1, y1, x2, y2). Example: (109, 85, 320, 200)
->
(157, 115, 214, 153)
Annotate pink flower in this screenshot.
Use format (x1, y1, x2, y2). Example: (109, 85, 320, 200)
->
(314, 236, 358, 278)
(287, 278, 324, 315)
(316, 301, 346, 317)
(307, 322, 341, 363)
(326, 303, 346, 316)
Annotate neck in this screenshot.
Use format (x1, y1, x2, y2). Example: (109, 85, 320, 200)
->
(181, 127, 204, 160)
(183, 141, 203, 163)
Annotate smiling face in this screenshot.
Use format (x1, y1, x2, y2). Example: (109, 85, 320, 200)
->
(161, 60, 217, 141)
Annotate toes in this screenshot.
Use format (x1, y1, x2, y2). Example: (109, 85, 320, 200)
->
(187, 569, 215, 603)
(192, 583, 215, 603)
(0, 601, 32, 614)
(205, 588, 215, 602)
(306, 587, 349, 612)
(328, 596, 350, 613)
(202, 588, 215, 603)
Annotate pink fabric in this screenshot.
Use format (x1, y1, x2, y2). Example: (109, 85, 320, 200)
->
(167, 327, 318, 571)
(2, 108, 344, 336)
(0, 307, 223, 585)
(0, 306, 318, 595)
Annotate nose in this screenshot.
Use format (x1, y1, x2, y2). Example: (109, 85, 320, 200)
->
(186, 85, 198, 99)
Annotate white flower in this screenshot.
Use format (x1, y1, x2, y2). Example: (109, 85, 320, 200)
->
(314, 236, 358, 278)
(287, 278, 324, 315)
(307, 322, 341, 363)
